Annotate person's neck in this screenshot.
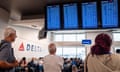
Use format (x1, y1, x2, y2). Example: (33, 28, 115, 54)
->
(4, 38, 12, 43)
(50, 53, 55, 55)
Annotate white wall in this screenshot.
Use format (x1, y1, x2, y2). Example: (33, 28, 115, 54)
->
(0, 8, 9, 40)
(10, 26, 50, 61)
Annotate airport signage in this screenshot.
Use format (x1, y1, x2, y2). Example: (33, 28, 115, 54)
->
(19, 42, 42, 52)
(82, 40, 92, 45)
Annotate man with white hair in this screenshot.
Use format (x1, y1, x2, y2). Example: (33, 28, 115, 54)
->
(43, 43, 64, 72)
(0, 27, 18, 72)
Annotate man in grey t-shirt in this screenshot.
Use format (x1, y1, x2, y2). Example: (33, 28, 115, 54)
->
(43, 43, 64, 72)
(0, 27, 18, 72)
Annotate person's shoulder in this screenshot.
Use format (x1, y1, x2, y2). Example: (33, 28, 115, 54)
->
(0, 40, 11, 47)
(55, 55, 61, 57)
(44, 55, 49, 57)
(111, 54, 119, 57)
(55, 55, 63, 59)
(109, 54, 120, 67)
(0, 41, 11, 51)
(44, 55, 50, 58)
(110, 54, 120, 60)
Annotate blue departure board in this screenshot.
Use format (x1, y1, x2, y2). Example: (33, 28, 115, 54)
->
(82, 2, 98, 29)
(102, 0, 118, 28)
(63, 3, 78, 29)
(47, 5, 60, 30)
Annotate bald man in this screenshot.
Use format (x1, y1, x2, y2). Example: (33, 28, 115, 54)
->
(43, 43, 64, 72)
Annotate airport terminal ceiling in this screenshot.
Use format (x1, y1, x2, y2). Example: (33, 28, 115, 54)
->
(0, 0, 109, 18)
(45, 0, 120, 31)
(0, 0, 119, 29)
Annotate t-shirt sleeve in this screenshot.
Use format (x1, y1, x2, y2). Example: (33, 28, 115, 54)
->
(60, 57, 64, 65)
(58, 56, 64, 69)
(0, 45, 10, 61)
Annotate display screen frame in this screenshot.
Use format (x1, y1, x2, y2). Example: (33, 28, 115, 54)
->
(45, 4, 61, 30)
(45, 0, 120, 31)
(101, 0, 119, 29)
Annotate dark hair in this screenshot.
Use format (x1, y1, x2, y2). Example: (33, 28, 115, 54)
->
(91, 33, 112, 55)
(22, 57, 26, 61)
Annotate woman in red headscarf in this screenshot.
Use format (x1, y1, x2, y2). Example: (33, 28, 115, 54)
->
(84, 33, 120, 72)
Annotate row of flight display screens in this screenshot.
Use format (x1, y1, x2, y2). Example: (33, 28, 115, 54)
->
(46, 0, 118, 30)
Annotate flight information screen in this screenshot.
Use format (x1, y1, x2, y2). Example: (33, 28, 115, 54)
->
(101, 0, 118, 28)
(47, 5, 61, 30)
(63, 3, 78, 29)
(82, 2, 98, 29)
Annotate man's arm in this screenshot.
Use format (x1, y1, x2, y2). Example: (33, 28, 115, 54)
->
(0, 60, 18, 69)
(59, 57, 64, 69)
(0, 45, 18, 69)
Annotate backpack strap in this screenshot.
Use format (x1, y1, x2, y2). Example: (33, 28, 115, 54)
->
(0, 41, 8, 51)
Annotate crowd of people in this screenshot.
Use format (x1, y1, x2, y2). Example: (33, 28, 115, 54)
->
(15, 57, 84, 72)
(63, 58, 84, 72)
(0, 27, 120, 72)
(15, 42, 84, 72)
(15, 57, 44, 72)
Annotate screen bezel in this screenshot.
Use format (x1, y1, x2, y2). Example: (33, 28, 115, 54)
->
(45, 0, 120, 31)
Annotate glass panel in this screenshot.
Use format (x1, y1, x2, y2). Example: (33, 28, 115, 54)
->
(63, 46, 77, 58)
(56, 47, 63, 56)
(77, 47, 86, 60)
(77, 34, 86, 42)
(113, 33, 120, 41)
(63, 34, 76, 41)
(53, 33, 86, 42)
(54, 34, 63, 41)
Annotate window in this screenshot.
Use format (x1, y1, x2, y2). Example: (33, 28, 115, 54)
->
(54, 34, 63, 41)
(77, 47, 86, 60)
(53, 32, 86, 60)
(56, 47, 63, 56)
(56, 46, 86, 60)
(113, 33, 120, 41)
(77, 34, 86, 42)
(63, 46, 77, 58)
(63, 34, 76, 41)
(53, 33, 85, 42)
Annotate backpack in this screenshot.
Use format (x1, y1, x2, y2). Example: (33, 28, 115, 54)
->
(0, 41, 7, 51)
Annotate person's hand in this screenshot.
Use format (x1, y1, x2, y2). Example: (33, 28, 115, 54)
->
(12, 60, 19, 67)
(0, 60, 18, 69)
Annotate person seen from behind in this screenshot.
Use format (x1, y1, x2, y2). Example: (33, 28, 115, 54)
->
(84, 33, 120, 72)
(19, 57, 28, 72)
(43, 43, 64, 72)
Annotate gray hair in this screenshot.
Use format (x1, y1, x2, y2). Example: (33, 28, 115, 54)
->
(4, 27, 16, 37)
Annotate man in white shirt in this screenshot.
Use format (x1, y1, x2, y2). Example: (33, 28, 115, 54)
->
(43, 43, 64, 72)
